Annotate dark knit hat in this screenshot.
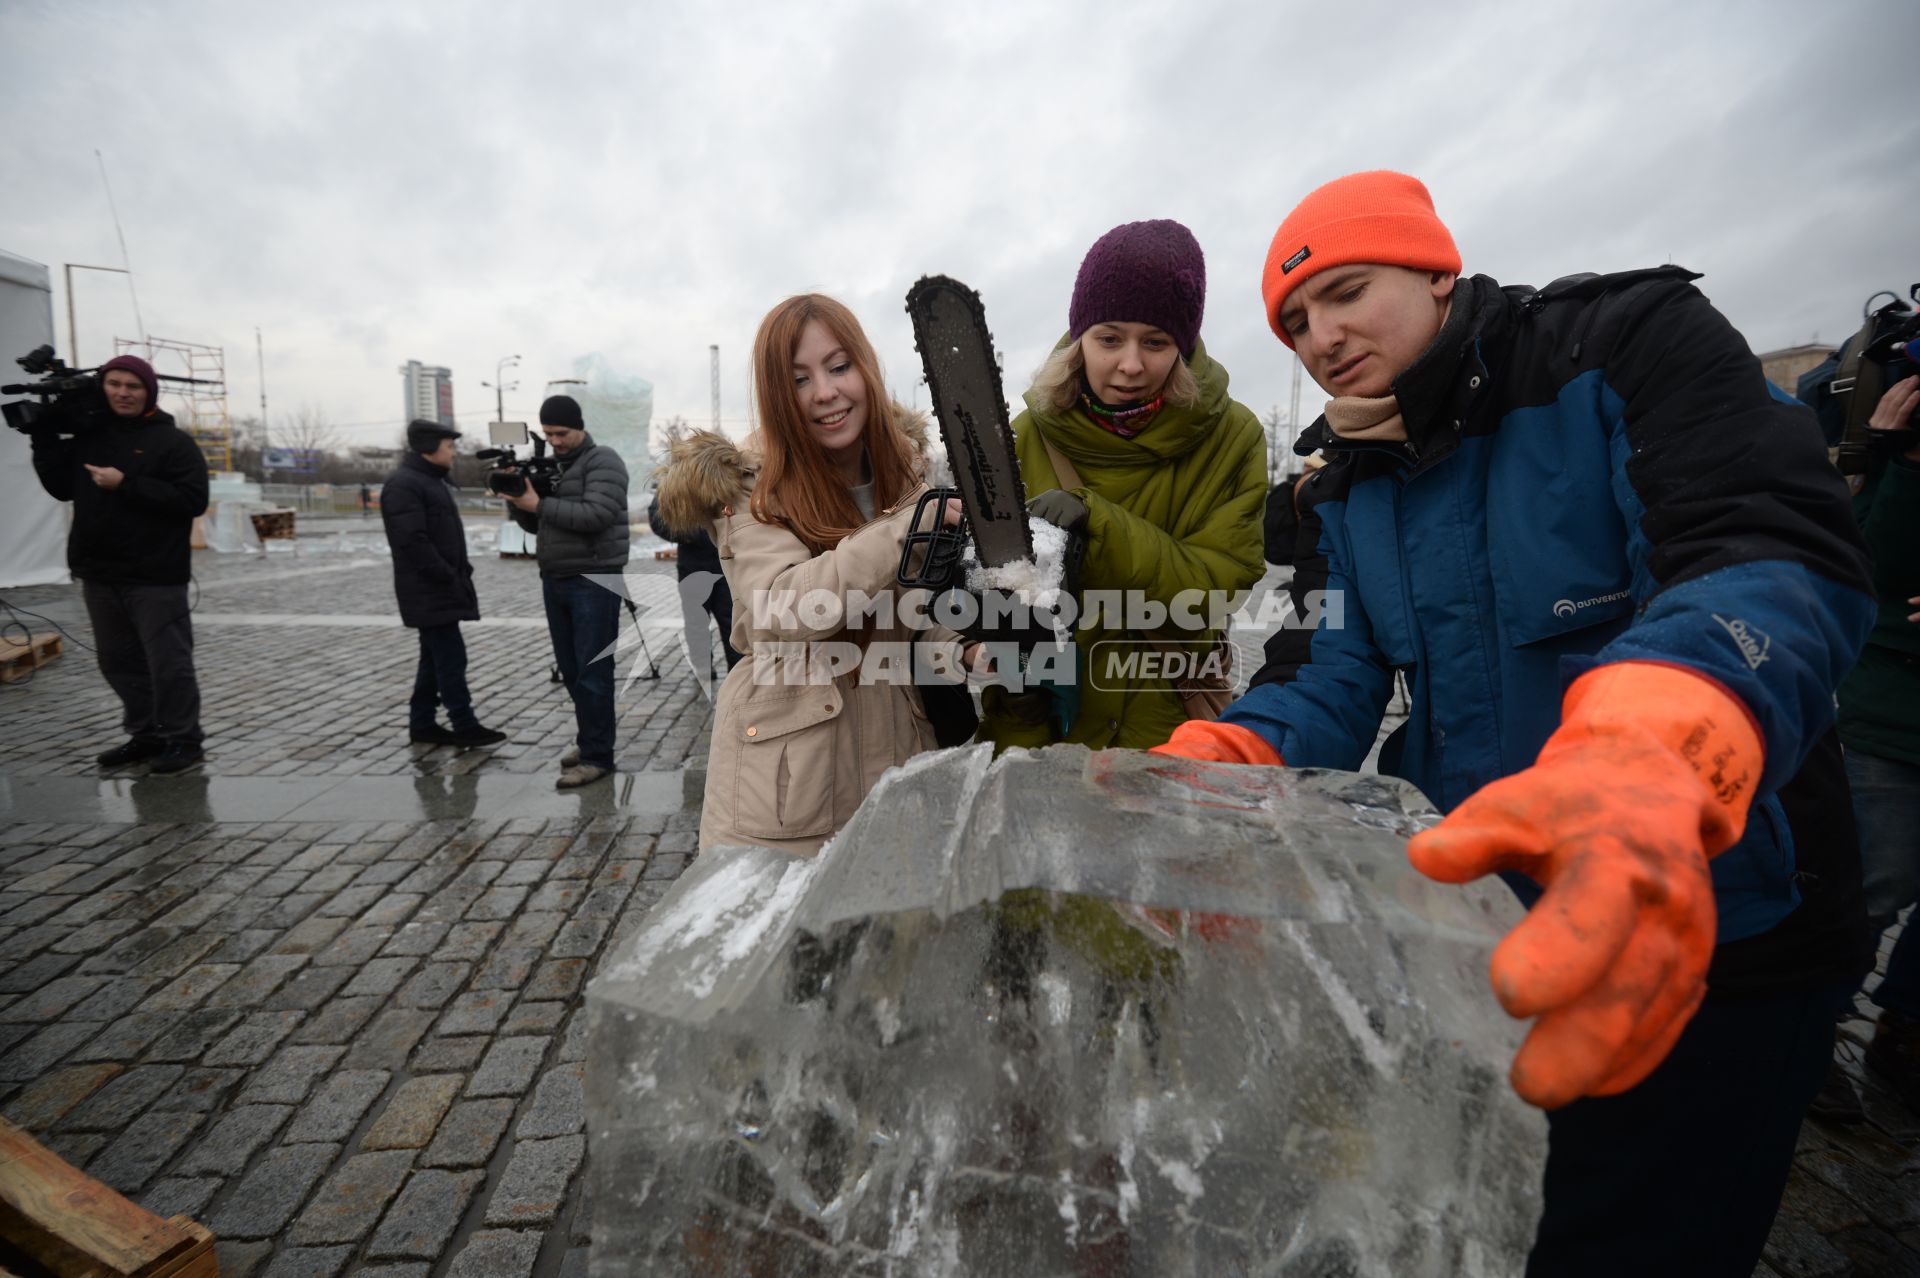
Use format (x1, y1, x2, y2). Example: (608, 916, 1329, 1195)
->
(1261, 171, 1462, 348)
(539, 395, 584, 430)
(98, 354, 158, 412)
(406, 418, 460, 454)
(1068, 219, 1207, 358)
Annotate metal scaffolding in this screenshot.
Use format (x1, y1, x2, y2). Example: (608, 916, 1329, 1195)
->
(114, 335, 232, 472)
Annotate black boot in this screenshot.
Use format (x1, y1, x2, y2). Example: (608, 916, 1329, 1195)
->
(149, 741, 206, 774)
(1807, 1058, 1865, 1125)
(446, 724, 507, 748)
(1864, 1010, 1920, 1111)
(96, 738, 164, 767)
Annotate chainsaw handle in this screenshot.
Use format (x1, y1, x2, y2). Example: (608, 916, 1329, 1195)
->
(897, 487, 969, 589)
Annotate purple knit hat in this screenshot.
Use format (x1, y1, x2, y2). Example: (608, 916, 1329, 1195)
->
(98, 354, 159, 412)
(1068, 219, 1207, 358)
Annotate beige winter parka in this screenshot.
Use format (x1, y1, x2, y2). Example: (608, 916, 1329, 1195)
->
(655, 410, 967, 857)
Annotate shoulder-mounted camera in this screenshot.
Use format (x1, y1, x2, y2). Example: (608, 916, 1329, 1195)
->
(475, 430, 564, 498)
(1800, 284, 1920, 475)
(1, 344, 101, 434)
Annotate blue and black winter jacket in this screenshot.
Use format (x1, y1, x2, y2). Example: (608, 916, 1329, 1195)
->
(1231, 267, 1876, 994)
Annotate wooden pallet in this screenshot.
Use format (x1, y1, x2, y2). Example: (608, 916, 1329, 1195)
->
(0, 633, 61, 685)
(248, 509, 296, 541)
(0, 1116, 217, 1276)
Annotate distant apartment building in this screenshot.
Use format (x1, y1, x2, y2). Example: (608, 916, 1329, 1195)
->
(1759, 343, 1831, 397)
(400, 360, 455, 428)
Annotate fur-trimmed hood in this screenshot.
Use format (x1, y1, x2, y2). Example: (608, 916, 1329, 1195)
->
(655, 401, 941, 535)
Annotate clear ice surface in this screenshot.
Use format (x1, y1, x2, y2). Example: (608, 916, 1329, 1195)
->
(564, 350, 654, 500)
(586, 744, 1546, 1277)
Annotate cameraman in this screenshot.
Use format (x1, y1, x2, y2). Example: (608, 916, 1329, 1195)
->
(1834, 372, 1920, 1111)
(28, 354, 209, 772)
(502, 394, 630, 788)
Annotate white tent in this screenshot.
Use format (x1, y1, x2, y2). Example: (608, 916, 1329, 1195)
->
(0, 249, 69, 587)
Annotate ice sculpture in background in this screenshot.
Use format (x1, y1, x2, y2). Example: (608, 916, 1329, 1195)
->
(562, 353, 653, 506)
(200, 500, 262, 554)
(585, 744, 1547, 1277)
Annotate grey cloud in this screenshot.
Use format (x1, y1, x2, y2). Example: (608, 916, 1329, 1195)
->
(2, 0, 1915, 443)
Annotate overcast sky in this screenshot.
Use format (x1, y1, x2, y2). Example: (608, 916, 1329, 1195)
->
(3, 0, 1915, 449)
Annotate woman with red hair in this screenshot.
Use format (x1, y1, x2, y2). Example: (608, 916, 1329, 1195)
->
(657, 294, 968, 856)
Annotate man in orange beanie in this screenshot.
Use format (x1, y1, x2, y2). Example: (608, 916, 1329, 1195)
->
(1157, 171, 1875, 1275)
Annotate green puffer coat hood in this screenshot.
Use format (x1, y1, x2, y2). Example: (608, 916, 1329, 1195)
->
(1025, 335, 1242, 470)
(981, 336, 1267, 752)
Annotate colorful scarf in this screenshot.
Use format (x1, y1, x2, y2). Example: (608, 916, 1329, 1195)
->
(1079, 391, 1165, 439)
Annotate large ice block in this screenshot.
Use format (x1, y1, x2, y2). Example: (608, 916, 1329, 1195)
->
(585, 744, 1545, 1276)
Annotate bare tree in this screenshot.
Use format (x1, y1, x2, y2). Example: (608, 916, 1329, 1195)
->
(279, 403, 341, 458)
(649, 414, 690, 470)
(230, 413, 268, 450)
(227, 413, 267, 481)
(265, 403, 342, 482)
(1262, 406, 1290, 487)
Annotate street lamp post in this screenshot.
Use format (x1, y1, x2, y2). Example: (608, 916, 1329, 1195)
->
(481, 353, 521, 427)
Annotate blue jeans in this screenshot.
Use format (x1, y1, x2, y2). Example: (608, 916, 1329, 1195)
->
(1848, 748, 1920, 1018)
(410, 622, 476, 732)
(542, 574, 622, 769)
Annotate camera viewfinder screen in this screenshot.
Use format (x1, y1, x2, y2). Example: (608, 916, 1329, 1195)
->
(488, 421, 530, 447)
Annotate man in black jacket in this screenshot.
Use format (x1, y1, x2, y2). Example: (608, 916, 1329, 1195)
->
(29, 354, 210, 773)
(381, 420, 506, 748)
(503, 395, 631, 789)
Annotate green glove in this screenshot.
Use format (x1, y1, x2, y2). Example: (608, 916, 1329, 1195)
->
(1028, 488, 1088, 535)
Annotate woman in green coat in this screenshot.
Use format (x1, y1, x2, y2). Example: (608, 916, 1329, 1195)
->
(979, 219, 1266, 751)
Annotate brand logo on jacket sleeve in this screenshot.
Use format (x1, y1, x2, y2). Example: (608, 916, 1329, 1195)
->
(1711, 614, 1772, 671)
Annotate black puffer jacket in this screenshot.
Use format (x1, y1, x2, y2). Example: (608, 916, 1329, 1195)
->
(646, 490, 721, 579)
(29, 400, 209, 586)
(381, 452, 479, 628)
(509, 434, 630, 577)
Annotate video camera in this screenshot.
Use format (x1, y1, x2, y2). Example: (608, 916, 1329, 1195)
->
(1801, 284, 1920, 475)
(1, 344, 100, 434)
(474, 421, 564, 498)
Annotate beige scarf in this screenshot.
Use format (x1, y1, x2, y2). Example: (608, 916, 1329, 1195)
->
(1324, 394, 1407, 442)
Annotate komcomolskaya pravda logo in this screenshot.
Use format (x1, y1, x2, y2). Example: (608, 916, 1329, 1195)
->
(1553, 589, 1630, 620)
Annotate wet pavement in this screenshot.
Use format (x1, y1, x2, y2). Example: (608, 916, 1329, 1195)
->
(0, 532, 714, 1277)
(0, 771, 687, 826)
(1774, 936, 1920, 1278)
(0, 533, 1912, 1275)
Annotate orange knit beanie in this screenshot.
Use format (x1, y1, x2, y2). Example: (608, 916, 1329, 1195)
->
(1261, 171, 1462, 347)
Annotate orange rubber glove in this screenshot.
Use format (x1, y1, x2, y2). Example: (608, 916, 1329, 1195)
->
(1407, 661, 1764, 1110)
(1150, 720, 1285, 766)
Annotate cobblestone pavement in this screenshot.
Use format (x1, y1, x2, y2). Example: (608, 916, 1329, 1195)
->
(0, 533, 1912, 1275)
(0, 523, 714, 784)
(0, 531, 713, 1275)
(1768, 932, 1920, 1278)
(0, 811, 688, 1277)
